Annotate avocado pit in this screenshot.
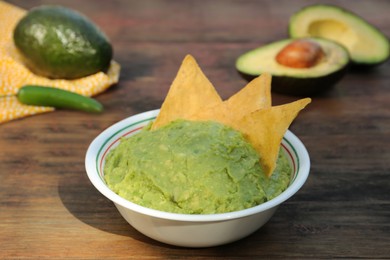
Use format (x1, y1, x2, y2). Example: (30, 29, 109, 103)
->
(276, 39, 325, 68)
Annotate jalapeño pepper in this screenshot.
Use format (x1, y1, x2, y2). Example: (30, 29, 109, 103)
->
(17, 85, 103, 113)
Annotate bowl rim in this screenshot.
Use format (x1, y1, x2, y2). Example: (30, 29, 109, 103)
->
(85, 109, 310, 222)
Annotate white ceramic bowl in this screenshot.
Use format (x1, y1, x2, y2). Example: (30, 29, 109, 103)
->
(85, 109, 310, 247)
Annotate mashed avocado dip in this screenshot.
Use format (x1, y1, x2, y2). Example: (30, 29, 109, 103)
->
(104, 120, 291, 214)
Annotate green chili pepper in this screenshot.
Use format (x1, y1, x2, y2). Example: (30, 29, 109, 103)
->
(17, 85, 103, 113)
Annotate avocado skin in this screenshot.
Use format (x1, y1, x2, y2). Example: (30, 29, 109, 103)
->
(349, 56, 389, 70)
(13, 5, 113, 79)
(238, 64, 349, 96)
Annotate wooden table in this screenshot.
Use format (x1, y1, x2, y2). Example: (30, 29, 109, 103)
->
(1, 0, 389, 258)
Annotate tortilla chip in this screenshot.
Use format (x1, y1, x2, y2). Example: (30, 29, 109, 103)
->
(224, 73, 272, 114)
(189, 73, 272, 125)
(189, 101, 230, 126)
(236, 98, 311, 176)
(151, 55, 222, 129)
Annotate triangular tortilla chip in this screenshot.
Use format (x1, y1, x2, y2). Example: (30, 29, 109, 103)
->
(189, 73, 272, 125)
(151, 55, 222, 129)
(224, 73, 272, 115)
(189, 101, 230, 126)
(236, 98, 311, 176)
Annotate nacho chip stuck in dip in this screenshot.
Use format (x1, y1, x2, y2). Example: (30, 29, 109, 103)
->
(104, 55, 311, 214)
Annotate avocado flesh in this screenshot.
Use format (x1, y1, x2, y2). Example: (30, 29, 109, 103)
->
(13, 5, 113, 79)
(289, 5, 389, 66)
(236, 38, 349, 96)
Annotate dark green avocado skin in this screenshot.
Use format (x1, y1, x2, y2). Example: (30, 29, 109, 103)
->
(13, 5, 113, 79)
(349, 57, 389, 70)
(238, 64, 349, 96)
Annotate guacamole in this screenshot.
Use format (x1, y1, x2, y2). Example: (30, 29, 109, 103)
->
(104, 120, 291, 214)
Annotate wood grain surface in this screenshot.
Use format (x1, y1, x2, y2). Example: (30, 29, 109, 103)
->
(1, 0, 389, 259)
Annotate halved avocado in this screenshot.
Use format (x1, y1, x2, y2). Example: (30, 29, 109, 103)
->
(236, 38, 349, 96)
(289, 4, 389, 68)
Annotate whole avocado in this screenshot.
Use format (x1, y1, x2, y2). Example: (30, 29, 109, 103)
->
(13, 5, 113, 79)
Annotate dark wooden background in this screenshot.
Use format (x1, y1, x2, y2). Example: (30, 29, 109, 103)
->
(1, 0, 389, 258)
